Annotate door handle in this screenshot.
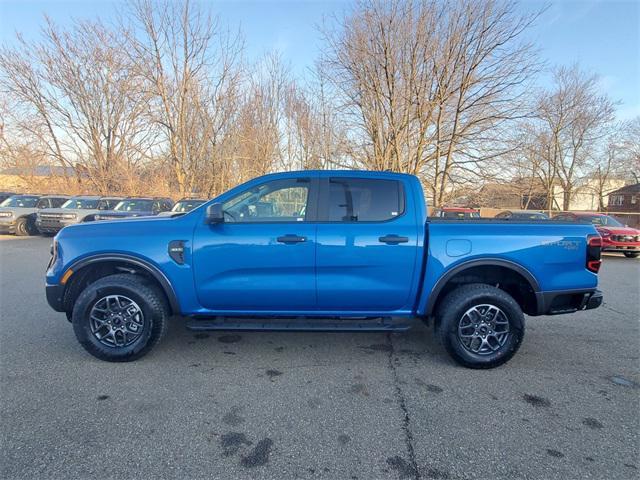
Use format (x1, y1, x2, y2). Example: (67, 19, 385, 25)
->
(277, 234, 307, 244)
(379, 235, 409, 244)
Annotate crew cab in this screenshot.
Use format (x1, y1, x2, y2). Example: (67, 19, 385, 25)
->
(0, 194, 69, 236)
(45, 171, 603, 368)
(553, 212, 640, 258)
(36, 196, 123, 234)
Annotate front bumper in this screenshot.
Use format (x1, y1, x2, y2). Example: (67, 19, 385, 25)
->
(46, 284, 65, 312)
(0, 220, 16, 234)
(536, 289, 603, 315)
(36, 218, 74, 233)
(602, 243, 640, 253)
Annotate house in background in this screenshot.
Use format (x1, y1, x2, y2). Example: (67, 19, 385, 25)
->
(607, 183, 640, 227)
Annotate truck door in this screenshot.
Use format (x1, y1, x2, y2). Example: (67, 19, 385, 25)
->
(315, 176, 420, 313)
(192, 176, 318, 312)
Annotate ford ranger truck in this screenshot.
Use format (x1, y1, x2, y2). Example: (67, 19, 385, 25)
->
(45, 171, 603, 368)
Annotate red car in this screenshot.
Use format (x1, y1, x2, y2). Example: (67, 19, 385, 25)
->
(431, 207, 480, 219)
(554, 212, 640, 258)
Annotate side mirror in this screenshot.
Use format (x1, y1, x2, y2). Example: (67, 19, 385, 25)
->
(205, 203, 224, 224)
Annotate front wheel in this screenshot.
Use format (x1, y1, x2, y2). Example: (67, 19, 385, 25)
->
(436, 284, 525, 369)
(72, 274, 169, 362)
(624, 252, 639, 258)
(14, 217, 35, 236)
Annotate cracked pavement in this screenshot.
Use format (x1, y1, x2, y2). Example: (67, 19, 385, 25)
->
(1, 236, 638, 479)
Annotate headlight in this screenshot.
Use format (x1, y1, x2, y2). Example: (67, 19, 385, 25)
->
(61, 213, 77, 220)
(0, 211, 13, 218)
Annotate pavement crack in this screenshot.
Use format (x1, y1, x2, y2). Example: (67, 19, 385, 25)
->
(386, 332, 421, 480)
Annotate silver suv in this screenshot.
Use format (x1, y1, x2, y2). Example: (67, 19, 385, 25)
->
(36, 196, 123, 234)
(0, 195, 70, 236)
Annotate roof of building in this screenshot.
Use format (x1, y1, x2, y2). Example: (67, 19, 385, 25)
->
(609, 183, 640, 195)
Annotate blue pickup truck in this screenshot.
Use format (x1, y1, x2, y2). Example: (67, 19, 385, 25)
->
(45, 171, 603, 368)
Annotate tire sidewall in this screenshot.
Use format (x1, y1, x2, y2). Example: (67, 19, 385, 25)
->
(15, 217, 29, 236)
(441, 289, 524, 368)
(73, 282, 160, 360)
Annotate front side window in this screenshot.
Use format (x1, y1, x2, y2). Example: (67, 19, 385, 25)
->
(98, 199, 121, 210)
(36, 199, 51, 209)
(328, 178, 402, 222)
(223, 179, 310, 223)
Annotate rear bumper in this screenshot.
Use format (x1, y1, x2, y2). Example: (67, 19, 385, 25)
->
(536, 289, 603, 315)
(46, 284, 65, 312)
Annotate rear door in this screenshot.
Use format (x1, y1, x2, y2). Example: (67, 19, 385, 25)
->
(315, 175, 420, 313)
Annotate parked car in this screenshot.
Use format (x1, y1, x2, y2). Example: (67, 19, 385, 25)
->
(36, 196, 124, 234)
(495, 210, 549, 220)
(94, 197, 173, 220)
(431, 207, 480, 219)
(553, 212, 640, 258)
(46, 171, 603, 368)
(157, 198, 207, 217)
(0, 194, 69, 236)
(0, 191, 15, 203)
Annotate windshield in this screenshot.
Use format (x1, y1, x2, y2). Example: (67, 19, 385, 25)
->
(172, 200, 205, 213)
(584, 215, 624, 227)
(114, 200, 154, 212)
(61, 198, 100, 209)
(0, 196, 39, 208)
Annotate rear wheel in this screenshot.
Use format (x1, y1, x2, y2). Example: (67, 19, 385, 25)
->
(14, 217, 35, 236)
(624, 252, 639, 258)
(436, 284, 525, 369)
(72, 274, 169, 362)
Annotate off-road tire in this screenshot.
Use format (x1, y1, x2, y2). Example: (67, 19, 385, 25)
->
(435, 283, 525, 369)
(72, 273, 169, 362)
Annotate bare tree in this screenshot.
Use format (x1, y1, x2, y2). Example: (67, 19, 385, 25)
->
(127, 0, 243, 196)
(320, 0, 540, 206)
(0, 18, 154, 194)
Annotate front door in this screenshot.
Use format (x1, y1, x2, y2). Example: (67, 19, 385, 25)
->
(315, 176, 420, 313)
(193, 176, 318, 312)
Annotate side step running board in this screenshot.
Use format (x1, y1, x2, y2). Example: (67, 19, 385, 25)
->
(185, 317, 413, 332)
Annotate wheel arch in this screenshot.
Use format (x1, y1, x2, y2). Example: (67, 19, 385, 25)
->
(63, 254, 180, 315)
(425, 259, 540, 317)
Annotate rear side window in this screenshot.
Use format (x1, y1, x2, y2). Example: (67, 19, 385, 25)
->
(327, 178, 403, 222)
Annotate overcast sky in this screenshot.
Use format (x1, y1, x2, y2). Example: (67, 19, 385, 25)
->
(1, 0, 638, 120)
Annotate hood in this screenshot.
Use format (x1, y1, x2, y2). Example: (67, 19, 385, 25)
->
(38, 207, 100, 216)
(95, 210, 153, 218)
(57, 214, 181, 241)
(0, 206, 38, 215)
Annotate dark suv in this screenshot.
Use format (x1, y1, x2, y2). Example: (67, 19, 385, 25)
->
(94, 198, 174, 221)
(0, 194, 70, 236)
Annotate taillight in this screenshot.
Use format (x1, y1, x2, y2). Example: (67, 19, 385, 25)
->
(587, 235, 602, 273)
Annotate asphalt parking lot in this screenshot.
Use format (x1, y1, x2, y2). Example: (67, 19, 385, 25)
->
(0, 235, 638, 480)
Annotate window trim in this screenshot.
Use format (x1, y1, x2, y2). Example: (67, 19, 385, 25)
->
(214, 177, 319, 224)
(317, 177, 406, 224)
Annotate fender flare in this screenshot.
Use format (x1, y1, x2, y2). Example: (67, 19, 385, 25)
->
(424, 258, 540, 316)
(67, 253, 180, 314)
